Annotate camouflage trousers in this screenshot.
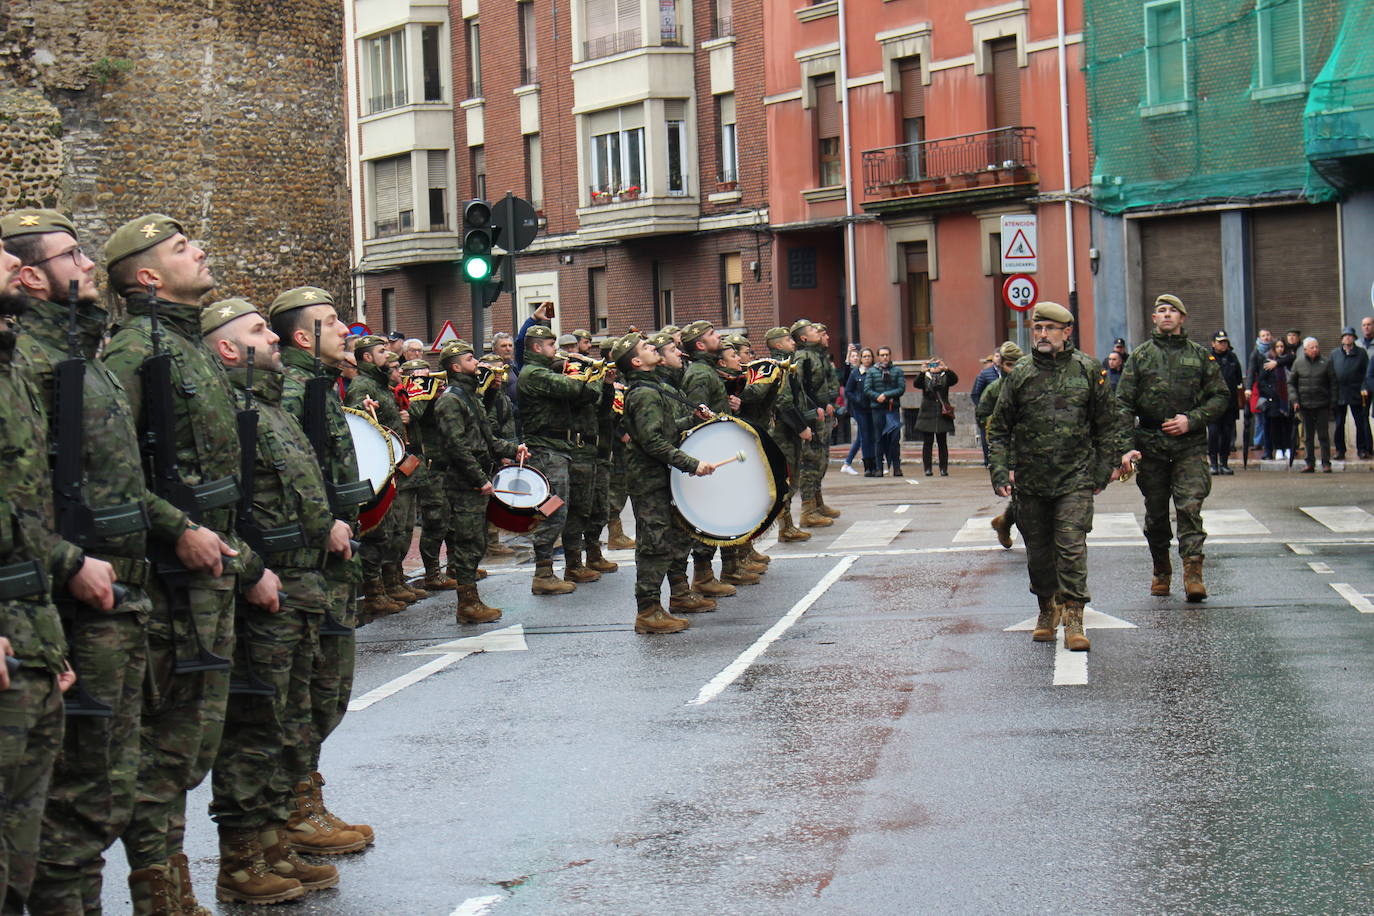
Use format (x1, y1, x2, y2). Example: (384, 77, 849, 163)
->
(608, 446, 629, 519)
(1137, 449, 1211, 559)
(309, 580, 356, 772)
(584, 456, 612, 544)
(0, 669, 63, 914)
(419, 466, 455, 571)
(445, 488, 490, 585)
(1015, 489, 1095, 603)
(630, 483, 694, 602)
(527, 448, 571, 564)
(210, 603, 319, 829)
(387, 486, 420, 567)
(771, 432, 803, 506)
(121, 581, 235, 869)
(799, 418, 833, 500)
(29, 609, 147, 916)
(564, 449, 601, 555)
(358, 505, 395, 581)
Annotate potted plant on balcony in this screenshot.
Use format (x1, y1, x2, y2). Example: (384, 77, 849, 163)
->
(620, 184, 641, 201)
(591, 188, 612, 205)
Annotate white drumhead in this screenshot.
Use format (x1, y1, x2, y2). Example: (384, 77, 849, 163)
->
(344, 411, 396, 495)
(671, 420, 775, 540)
(491, 466, 550, 509)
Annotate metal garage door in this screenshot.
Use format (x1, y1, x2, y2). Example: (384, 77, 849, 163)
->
(1252, 204, 1340, 342)
(1139, 212, 1225, 342)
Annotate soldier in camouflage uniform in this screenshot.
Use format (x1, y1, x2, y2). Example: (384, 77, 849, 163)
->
(403, 359, 456, 590)
(268, 287, 376, 860)
(557, 342, 614, 584)
(614, 332, 716, 634)
(729, 333, 777, 570)
(974, 341, 1024, 550)
(790, 320, 837, 527)
(581, 338, 622, 571)
(99, 215, 283, 914)
(605, 359, 636, 550)
(203, 300, 360, 903)
(1, 210, 228, 915)
(382, 359, 429, 607)
(987, 302, 1130, 652)
(811, 324, 843, 518)
(516, 326, 604, 595)
(764, 327, 814, 541)
(1116, 294, 1229, 601)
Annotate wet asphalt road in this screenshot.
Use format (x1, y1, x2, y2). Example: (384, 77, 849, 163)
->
(101, 466, 1374, 914)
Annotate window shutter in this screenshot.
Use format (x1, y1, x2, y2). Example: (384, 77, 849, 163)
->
(989, 38, 1020, 127)
(724, 253, 742, 284)
(615, 0, 638, 32)
(588, 108, 619, 134)
(664, 99, 686, 121)
(898, 58, 923, 119)
(718, 93, 735, 124)
(815, 75, 839, 139)
(904, 241, 928, 274)
(619, 103, 644, 130)
(585, 0, 614, 39)
(374, 158, 397, 219)
(395, 155, 414, 212)
(427, 150, 447, 189)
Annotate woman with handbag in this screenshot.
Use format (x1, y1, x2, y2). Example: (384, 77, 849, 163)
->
(912, 357, 959, 476)
(842, 347, 875, 475)
(1259, 337, 1293, 460)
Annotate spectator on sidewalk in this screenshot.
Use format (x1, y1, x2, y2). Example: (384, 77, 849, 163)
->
(403, 338, 426, 362)
(971, 351, 1002, 467)
(1208, 330, 1244, 475)
(1105, 350, 1124, 390)
(1258, 338, 1292, 460)
(1101, 337, 1129, 369)
(1358, 316, 1374, 360)
(1290, 335, 1338, 472)
(865, 346, 906, 476)
(912, 356, 959, 477)
(842, 347, 875, 475)
(1331, 327, 1370, 460)
(1248, 329, 1276, 451)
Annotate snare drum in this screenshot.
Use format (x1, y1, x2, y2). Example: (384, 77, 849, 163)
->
(344, 407, 400, 534)
(487, 465, 564, 533)
(670, 417, 789, 546)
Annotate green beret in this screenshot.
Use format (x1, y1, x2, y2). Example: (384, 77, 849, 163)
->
(104, 214, 183, 268)
(440, 339, 474, 360)
(353, 334, 388, 352)
(659, 324, 680, 337)
(268, 286, 334, 319)
(201, 298, 262, 337)
(598, 338, 615, 355)
(0, 209, 77, 241)
(998, 340, 1024, 365)
(1154, 293, 1187, 315)
(1031, 302, 1074, 324)
(610, 332, 644, 363)
(401, 359, 430, 373)
(478, 353, 505, 365)
(680, 319, 714, 346)
(814, 323, 828, 332)
(764, 326, 791, 342)
(789, 319, 813, 336)
(724, 333, 750, 351)
(572, 328, 591, 340)
(648, 332, 674, 349)
(525, 325, 556, 342)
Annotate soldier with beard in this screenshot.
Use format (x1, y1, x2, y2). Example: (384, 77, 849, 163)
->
(765, 327, 813, 541)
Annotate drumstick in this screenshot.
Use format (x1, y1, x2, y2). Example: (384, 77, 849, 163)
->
(704, 451, 747, 472)
(493, 488, 527, 495)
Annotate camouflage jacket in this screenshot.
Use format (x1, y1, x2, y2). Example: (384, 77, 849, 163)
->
(434, 372, 518, 489)
(0, 335, 72, 672)
(622, 369, 701, 494)
(1116, 330, 1229, 455)
(516, 351, 602, 453)
(975, 373, 1008, 430)
(768, 347, 810, 438)
(279, 346, 364, 524)
(102, 294, 261, 586)
(483, 385, 516, 441)
(681, 351, 728, 414)
(793, 345, 830, 427)
(738, 367, 780, 432)
(346, 359, 421, 491)
(987, 344, 1126, 497)
(227, 366, 334, 612)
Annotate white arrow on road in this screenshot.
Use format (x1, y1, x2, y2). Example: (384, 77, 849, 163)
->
(348, 624, 528, 711)
(1004, 607, 1136, 685)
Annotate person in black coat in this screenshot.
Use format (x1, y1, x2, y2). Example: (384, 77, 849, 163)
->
(1207, 330, 1245, 474)
(1330, 327, 1370, 459)
(911, 357, 959, 476)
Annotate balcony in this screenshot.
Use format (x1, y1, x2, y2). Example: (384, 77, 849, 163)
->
(577, 183, 699, 240)
(584, 27, 642, 61)
(861, 127, 1037, 213)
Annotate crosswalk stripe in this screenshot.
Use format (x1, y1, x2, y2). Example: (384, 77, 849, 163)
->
(1089, 513, 1144, 540)
(1301, 505, 1374, 532)
(953, 516, 1007, 543)
(1200, 509, 1270, 536)
(829, 517, 911, 550)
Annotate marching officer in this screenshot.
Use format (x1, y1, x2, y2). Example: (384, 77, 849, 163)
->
(974, 340, 1024, 549)
(765, 327, 813, 541)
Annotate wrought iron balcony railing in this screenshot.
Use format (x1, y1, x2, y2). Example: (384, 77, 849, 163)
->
(862, 126, 1035, 196)
(583, 27, 642, 60)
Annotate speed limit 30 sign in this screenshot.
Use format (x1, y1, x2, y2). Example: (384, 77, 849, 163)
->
(1002, 274, 1038, 312)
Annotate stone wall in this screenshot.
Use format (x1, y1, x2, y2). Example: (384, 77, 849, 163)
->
(0, 0, 351, 311)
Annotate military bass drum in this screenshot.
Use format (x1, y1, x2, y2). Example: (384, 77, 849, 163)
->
(342, 406, 399, 535)
(669, 416, 789, 546)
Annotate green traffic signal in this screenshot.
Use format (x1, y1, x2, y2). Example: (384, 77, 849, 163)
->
(463, 254, 493, 281)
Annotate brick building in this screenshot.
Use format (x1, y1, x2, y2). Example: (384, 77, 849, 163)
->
(348, 0, 775, 350)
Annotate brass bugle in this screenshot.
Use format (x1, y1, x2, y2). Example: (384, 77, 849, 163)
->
(558, 350, 608, 382)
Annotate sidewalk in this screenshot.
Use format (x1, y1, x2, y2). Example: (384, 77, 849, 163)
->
(826, 444, 1374, 471)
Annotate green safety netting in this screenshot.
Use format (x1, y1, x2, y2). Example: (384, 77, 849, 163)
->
(1082, 0, 1365, 214)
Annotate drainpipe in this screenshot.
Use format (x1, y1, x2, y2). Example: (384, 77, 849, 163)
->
(1056, 0, 1077, 321)
(343, 0, 366, 322)
(837, 0, 859, 346)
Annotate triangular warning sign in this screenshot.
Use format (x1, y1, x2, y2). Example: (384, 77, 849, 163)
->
(430, 320, 460, 352)
(1004, 229, 1036, 260)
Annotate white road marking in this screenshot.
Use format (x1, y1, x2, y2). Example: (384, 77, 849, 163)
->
(1308, 561, 1334, 574)
(1301, 505, 1374, 532)
(1005, 608, 1136, 687)
(687, 555, 858, 706)
(348, 625, 527, 711)
(952, 516, 1012, 544)
(906, 478, 920, 485)
(450, 895, 504, 916)
(754, 528, 779, 553)
(829, 518, 910, 550)
(894, 504, 910, 514)
(1330, 583, 1374, 614)
(1201, 509, 1270, 536)
(1288, 543, 1315, 555)
(1089, 513, 1144, 541)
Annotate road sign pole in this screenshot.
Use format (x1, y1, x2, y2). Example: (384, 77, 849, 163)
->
(470, 280, 484, 355)
(1017, 311, 1027, 351)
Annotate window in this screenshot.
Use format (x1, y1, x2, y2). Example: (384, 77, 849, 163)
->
(365, 30, 407, 113)
(713, 0, 733, 39)
(656, 261, 674, 326)
(420, 25, 444, 102)
(525, 134, 544, 209)
(519, 2, 538, 84)
(583, 0, 641, 59)
(589, 267, 608, 333)
(813, 75, 842, 187)
(1257, 0, 1303, 88)
(659, 0, 681, 46)
(427, 150, 448, 230)
(905, 243, 932, 359)
(470, 146, 486, 199)
(589, 108, 645, 197)
(722, 253, 743, 325)
(466, 18, 482, 98)
(987, 37, 1020, 128)
(381, 288, 396, 332)
(666, 100, 687, 195)
(1144, 1, 1187, 104)
(371, 154, 414, 237)
(717, 94, 738, 183)
(897, 58, 924, 179)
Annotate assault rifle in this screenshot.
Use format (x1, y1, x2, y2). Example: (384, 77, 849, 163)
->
(140, 285, 236, 673)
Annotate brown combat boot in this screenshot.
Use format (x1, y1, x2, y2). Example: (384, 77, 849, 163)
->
(815, 491, 842, 518)
(259, 824, 338, 892)
(1061, 600, 1090, 651)
(1031, 594, 1061, 642)
(607, 518, 636, 549)
(286, 782, 368, 855)
(402, 572, 429, 601)
(800, 498, 834, 528)
(456, 584, 501, 624)
(532, 561, 576, 595)
(423, 563, 458, 590)
(634, 600, 690, 634)
(778, 507, 812, 542)
(361, 578, 403, 618)
(563, 550, 602, 583)
(310, 772, 374, 845)
(485, 523, 516, 557)
(128, 864, 178, 916)
(720, 556, 761, 586)
(1183, 555, 1207, 602)
(383, 563, 422, 603)
(991, 514, 1014, 549)
(168, 852, 211, 916)
(747, 545, 772, 565)
(1151, 554, 1172, 596)
(215, 826, 305, 905)
(585, 541, 619, 573)
(692, 560, 737, 597)
(668, 577, 717, 613)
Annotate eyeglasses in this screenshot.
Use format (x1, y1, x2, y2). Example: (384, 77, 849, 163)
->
(1031, 324, 1067, 335)
(29, 245, 91, 270)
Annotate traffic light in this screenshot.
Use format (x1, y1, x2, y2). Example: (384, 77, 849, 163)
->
(461, 199, 494, 282)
